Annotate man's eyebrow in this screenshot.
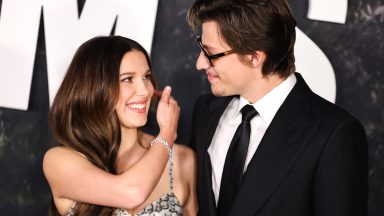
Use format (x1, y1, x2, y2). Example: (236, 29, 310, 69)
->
(202, 42, 217, 51)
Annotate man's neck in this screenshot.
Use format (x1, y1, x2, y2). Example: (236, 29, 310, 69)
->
(242, 74, 286, 104)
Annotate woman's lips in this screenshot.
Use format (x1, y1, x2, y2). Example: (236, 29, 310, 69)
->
(127, 101, 147, 113)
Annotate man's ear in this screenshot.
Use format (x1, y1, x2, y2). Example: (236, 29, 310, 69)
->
(250, 51, 266, 68)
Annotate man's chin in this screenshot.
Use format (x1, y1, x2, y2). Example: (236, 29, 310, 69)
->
(211, 86, 231, 97)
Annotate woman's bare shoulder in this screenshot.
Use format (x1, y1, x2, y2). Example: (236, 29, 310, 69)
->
(43, 146, 89, 183)
(44, 146, 85, 165)
(173, 144, 196, 168)
(44, 146, 73, 164)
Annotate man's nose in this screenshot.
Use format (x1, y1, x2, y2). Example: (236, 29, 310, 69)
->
(196, 52, 211, 70)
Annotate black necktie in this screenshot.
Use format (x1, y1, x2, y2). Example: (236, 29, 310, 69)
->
(217, 104, 258, 216)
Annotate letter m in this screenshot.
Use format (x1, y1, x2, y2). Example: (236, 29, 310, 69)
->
(0, 0, 158, 110)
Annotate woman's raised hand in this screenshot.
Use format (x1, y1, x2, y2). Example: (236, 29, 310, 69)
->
(155, 86, 180, 146)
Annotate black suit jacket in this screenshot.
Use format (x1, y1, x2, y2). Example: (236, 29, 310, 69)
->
(189, 73, 368, 216)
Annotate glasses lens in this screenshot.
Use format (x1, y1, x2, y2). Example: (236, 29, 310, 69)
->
(196, 37, 213, 66)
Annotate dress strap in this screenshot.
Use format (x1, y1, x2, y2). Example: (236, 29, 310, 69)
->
(66, 202, 77, 216)
(169, 150, 174, 191)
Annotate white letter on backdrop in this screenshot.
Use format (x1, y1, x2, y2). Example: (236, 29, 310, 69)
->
(0, 0, 43, 110)
(308, 0, 348, 24)
(295, 28, 336, 102)
(295, 0, 348, 103)
(44, 0, 158, 104)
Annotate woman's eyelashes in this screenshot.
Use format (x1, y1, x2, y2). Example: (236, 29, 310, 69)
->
(144, 73, 152, 81)
(121, 76, 133, 83)
(120, 72, 152, 83)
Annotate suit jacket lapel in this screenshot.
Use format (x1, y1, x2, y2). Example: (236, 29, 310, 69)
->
(199, 96, 234, 216)
(230, 74, 320, 215)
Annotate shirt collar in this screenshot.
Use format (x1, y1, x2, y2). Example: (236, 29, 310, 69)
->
(233, 73, 297, 125)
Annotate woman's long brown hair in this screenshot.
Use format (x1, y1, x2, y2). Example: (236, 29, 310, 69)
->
(48, 36, 155, 216)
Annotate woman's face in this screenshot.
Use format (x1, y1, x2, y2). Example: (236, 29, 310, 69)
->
(115, 50, 154, 129)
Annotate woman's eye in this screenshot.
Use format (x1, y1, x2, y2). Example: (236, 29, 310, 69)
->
(121, 77, 133, 82)
(144, 74, 152, 80)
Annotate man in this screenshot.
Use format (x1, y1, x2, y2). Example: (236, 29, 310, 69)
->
(187, 0, 368, 215)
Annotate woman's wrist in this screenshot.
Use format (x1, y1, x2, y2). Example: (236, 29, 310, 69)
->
(150, 137, 173, 158)
(158, 130, 176, 148)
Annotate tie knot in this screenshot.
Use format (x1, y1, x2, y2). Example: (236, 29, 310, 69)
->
(241, 105, 258, 121)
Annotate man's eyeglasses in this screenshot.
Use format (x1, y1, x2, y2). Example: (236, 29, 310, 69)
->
(196, 36, 235, 66)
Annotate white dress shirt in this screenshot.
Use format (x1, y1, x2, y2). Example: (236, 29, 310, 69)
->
(208, 73, 297, 204)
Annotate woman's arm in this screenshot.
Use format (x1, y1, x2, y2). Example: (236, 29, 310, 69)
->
(43, 143, 169, 209)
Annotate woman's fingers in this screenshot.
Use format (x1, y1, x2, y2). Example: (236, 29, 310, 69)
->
(155, 86, 180, 143)
(159, 86, 171, 104)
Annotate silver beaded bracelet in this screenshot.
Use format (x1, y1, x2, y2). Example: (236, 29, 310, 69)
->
(150, 137, 173, 158)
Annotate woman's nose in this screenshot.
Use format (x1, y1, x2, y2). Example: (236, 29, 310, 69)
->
(135, 80, 150, 97)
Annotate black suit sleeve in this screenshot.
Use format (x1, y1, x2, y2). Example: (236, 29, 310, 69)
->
(313, 119, 368, 216)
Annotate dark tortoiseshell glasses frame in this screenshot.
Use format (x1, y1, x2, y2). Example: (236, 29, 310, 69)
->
(196, 36, 235, 66)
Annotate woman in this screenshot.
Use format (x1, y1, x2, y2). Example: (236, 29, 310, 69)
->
(43, 36, 197, 215)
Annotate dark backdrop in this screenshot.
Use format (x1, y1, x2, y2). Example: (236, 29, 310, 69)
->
(0, 0, 383, 215)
